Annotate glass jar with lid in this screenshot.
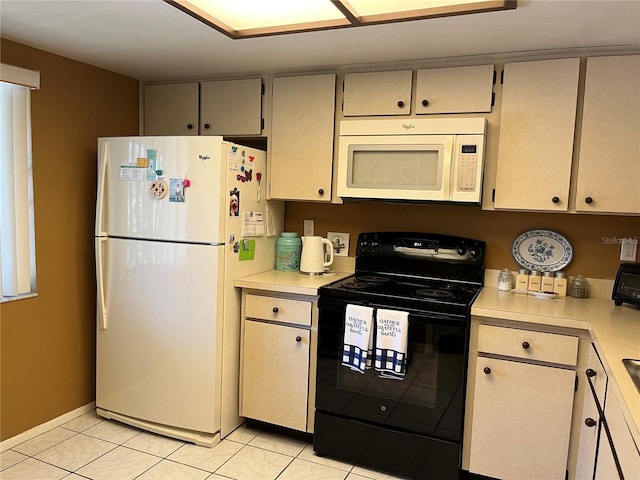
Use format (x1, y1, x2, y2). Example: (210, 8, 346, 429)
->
(498, 269, 514, 291)
(569, 274, 588, 298)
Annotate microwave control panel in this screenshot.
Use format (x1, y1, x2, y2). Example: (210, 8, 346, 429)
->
(456, 145, 479, 192)
(452, 134, 485, 203)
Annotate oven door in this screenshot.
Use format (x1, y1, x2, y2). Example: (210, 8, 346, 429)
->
(315, 296, 469, 442)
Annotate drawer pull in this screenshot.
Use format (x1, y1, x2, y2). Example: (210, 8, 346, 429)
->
(483, 367, 491, 375)
(585, 418, 597, 428)
(522, 341, 530, 349)
(272, 307, 279, 314)
(295, 336, 302, 343)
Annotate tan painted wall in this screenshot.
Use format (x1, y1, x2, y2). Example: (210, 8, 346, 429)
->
(0, 40, 139, 441)
(285, 202, 639, 280)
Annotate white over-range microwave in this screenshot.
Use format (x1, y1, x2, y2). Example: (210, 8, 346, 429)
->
(336, 117, 487, 203)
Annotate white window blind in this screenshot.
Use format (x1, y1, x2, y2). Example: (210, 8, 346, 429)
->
(0, 64, 39, 300)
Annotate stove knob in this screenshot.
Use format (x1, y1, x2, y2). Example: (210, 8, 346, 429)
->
(456, 245, 467, 256)
(470, 246, 481, 258)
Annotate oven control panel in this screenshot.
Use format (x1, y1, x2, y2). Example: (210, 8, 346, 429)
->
(356, 232, 485, 265)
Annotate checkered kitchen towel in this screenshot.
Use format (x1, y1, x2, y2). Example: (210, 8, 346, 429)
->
(374, 309, 409, 380)
(342, 304, 375, 374)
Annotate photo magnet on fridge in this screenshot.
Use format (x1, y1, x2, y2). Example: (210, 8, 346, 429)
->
(229, 187, 240, 216)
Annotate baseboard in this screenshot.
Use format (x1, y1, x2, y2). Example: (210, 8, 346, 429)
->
(0, 402, 96, 452)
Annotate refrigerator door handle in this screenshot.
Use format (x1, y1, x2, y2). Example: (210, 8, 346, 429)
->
(95, 140, 109, 237)
(96, 237, 108, 330)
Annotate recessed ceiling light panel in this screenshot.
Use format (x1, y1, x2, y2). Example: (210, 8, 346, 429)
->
(166, 0, 515, 39)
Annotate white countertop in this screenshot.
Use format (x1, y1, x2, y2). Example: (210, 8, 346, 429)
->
(473, 288, 640, 443)
(234, 270, 353, 296)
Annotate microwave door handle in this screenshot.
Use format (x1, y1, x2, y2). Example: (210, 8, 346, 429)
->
(442, 145, 453, 199)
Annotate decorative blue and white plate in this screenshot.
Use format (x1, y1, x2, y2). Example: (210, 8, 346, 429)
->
(512, 229, 573, 272)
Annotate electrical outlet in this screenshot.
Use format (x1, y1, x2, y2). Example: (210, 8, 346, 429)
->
(303, 219, 314, 236)
(620, 238, 638, 261)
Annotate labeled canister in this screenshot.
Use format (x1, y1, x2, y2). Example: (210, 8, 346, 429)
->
(276, 232, 302, 271)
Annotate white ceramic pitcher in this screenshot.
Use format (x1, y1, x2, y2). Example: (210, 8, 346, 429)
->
(300, 236, 334, 275)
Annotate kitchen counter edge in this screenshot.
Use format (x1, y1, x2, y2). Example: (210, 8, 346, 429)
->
(472, 287, 640, 445)
(234, 270, 352, 296)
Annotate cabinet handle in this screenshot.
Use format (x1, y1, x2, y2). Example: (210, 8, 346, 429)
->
(187, 124, 193, 130)
(203, 123, 210, 129)
(272, 307, 279, 313)
(421, 99, 429, 107)
(397, 100, 404, 108)
(318, 188, 325, 195)
(585, 418, 597, 428)
(552, 196, 560, 204)
(295, 336, 302, 343)
(522, 341, 530, 349)
(585, 196, 593, 204)
(586, 368, 596, 378)
(483, 367, 491, 374)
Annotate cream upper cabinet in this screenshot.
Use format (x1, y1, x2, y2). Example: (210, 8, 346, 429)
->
(144, 78, 263, 136)
(494, 58, 580, 211)
(575, 55, 640, 215)
(269, 74, 336, 201)
(343, 70, 412, 116)
(144, 83, 199, 136)
(415, 64, 495, 114)
(199, 78, 263, 136)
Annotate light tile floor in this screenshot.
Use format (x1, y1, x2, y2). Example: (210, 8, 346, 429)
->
(0, 411, 408, 480)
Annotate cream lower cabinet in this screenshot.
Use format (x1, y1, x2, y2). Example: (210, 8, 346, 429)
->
(467, 324, 579, 480)
(239, 292, 316, 432)
(578, 344, 640, 480)
(574, 344, 607, 479)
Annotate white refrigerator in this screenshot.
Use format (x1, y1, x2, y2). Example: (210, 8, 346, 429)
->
(95, 136, 282, 446)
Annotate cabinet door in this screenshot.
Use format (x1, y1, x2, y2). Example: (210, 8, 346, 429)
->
(269, 74, 335, 201)
(200, 78, 263, 136)
(241, 320, 310, 431)
(494, 59, 579, 211)
(415, 65, 494, 114)
(144, 83, 198, 135)
(469, 357, 576, 480)
(575, 346, 607, 480)
(576, 55, 640, 214)
(595, 389, 640, 480)
(343, 70, 412, 116)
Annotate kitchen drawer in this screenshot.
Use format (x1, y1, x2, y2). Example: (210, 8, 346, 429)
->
(245, 294, 312, 327)
(477, 324, 578, 366)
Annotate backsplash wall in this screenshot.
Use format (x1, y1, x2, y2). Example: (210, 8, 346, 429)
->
(284, 202, 639, 279)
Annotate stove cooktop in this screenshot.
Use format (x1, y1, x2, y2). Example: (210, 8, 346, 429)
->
(321, 274, 482, 312)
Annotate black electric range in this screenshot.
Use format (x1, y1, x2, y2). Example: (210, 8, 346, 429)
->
(314, 232, 485, 480)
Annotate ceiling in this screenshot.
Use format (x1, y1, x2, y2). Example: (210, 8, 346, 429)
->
(1, 0, 639, 83)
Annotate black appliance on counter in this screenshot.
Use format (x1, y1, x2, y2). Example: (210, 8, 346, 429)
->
(314, 232, 485, 480)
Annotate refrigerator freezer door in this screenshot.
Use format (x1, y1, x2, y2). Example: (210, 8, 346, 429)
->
(96, 237, 223, 435)
(96, 136, 226, 243)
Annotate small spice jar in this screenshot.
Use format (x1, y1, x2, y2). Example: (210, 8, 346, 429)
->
(569, 275, 589, 298)
(528, 270, 541, 292)
(541, 271, 555, 293)
(516, 269, 529, 291)
(498, 269, 514, 291)
(554, 271, 567, 297)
